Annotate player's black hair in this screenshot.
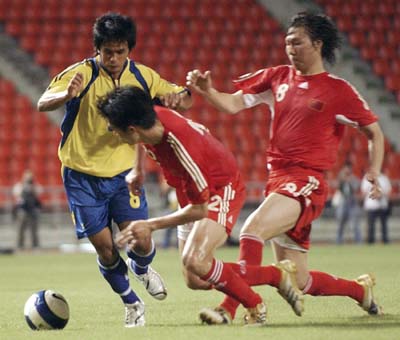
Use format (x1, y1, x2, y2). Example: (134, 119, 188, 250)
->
(93, 12, 136, 51)
(289, 12, 341, 64)
(97, 86, 156, 131)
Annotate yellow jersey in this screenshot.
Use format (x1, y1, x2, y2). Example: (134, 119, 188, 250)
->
(46, 56, 186, 177)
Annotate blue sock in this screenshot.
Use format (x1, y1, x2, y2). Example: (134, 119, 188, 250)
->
(127, 240, 156, 275)
(98, 255, 140, 304)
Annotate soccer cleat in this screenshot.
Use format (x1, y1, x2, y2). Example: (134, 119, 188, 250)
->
(243, 301, 267, 326)
(274, 259, 304, 316)
(125, 300, 145, 328)
(126, 259, 167, 300)
(199, 307, 232, 325)
(355, 274, 383, 315)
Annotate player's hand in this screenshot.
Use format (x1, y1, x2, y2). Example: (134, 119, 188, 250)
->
(125, 168, 144, 196)
(67, 72, 84, 99)
(365, 170, 382, 199)
(160, 92, 182, 109)
(186, 69, 212, 95)
(115, 220, 152, 248)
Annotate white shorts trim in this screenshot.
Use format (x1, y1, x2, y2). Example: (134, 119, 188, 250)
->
(177, 222, 194, 241)
(271, 233, 308, 253)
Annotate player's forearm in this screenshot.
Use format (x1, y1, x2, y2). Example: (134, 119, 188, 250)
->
(147, 203, 208, 231)
(37, 90, 72, 111)
(362, 122, 384, 174)
(202, 88, 244, 114)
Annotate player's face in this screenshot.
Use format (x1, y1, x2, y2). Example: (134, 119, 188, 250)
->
(108, 124, 140, 145)
(285, 27, 322, 74)
(98, 41, 130, 79)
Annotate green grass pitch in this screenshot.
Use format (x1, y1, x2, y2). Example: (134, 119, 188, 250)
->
(0, 244, 399, 340)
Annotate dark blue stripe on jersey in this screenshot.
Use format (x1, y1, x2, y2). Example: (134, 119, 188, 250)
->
(129, 60, 150, 94)
(60, 58, 100, 148)
(35, 290, 68, 329)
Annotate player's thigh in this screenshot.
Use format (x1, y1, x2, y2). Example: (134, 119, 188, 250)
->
(272, 241, 309, 289)
(111, 187, 148, 227)
(241, 192, 301, 240)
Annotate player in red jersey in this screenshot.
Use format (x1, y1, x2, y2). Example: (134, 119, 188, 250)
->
(97, 85, 305, 325)
(186, 12, 384, 324)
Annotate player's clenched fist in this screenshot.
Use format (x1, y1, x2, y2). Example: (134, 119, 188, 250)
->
(67, 72, 84, 99)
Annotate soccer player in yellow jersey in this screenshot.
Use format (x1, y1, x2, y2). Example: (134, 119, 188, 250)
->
(37, 12, 192, 327)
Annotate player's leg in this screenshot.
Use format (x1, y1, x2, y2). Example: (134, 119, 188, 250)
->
(205, 193, 303, 324)
(111, 175, 167, 301)
(273, 240, 382, 315)
(177, 222, 213, 290)
(63, 167, 145, 327)
(183, 218, 266, 325)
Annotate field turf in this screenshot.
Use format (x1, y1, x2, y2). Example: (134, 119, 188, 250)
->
(0, 244, 399, 340)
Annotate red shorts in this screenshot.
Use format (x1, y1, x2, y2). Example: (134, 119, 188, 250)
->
(177, 172, 246, 235)
(265, 167, 328, 249)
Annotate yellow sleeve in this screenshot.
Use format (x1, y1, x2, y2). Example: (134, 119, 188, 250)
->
(46, 61, 92, 95)
(136, 64, 186, 98)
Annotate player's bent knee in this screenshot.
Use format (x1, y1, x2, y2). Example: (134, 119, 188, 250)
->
(182, 253, 206, 277)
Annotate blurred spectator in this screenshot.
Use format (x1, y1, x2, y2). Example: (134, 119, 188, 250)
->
(332, 163, 362, 244)
(12, 170, 43, 249)
(361, 171, 392, 244)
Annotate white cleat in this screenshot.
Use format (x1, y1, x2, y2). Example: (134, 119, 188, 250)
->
(125, 300, 145, 328)
(126, 258, 167, 300)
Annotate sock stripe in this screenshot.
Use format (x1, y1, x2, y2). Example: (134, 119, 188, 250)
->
(208, 260, 223, 284)
(239, 233, 264, 245)
(97, 256, 120, 270)
(120, 287, 132, 297)
(302, 275, 313, 294)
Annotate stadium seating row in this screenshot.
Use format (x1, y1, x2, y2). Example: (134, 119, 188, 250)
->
(0, 0, 399, 207)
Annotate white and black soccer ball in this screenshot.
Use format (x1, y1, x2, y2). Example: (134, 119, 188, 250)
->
(24, 290, 69, 330)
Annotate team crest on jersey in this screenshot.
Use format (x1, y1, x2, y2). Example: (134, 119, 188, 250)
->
(308, 99, 325, 112)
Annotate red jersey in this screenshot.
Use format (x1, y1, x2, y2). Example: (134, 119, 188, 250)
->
(144, 106, 240, 206)
(234, 65, 378, 172)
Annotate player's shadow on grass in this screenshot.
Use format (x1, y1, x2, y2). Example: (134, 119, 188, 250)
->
(269, 314, 400, 329)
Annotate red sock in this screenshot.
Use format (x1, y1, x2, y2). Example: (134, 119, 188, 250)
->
(230, 263, 281, 287)
(201, 259, 262, 308)
(304, 271, 364, 302)
(220, 234, 264, 318)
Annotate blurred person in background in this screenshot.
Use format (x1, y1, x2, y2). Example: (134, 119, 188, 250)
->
(12, 170, 42, 249)
(361, 170, 392, 244)
(159, 175, 179, 249)
(333, 163, 362, 244)
(187, 12, 384, 324)
(37, 12, 192, 327)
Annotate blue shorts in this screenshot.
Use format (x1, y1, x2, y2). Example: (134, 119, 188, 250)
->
(63, 167, 148, 239)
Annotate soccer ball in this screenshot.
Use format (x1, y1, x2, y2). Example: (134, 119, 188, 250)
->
(24, 290, 69, 330)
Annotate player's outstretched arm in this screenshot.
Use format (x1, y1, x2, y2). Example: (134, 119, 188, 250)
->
(186, 69, 246, 114)
(360, 121, 384, 199)
(37, 72, 84, 112)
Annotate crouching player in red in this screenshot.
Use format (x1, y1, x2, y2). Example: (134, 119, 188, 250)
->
(97, 86, 305, 325)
